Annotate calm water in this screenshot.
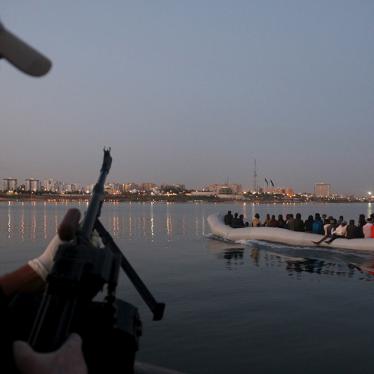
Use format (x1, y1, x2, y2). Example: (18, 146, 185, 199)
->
(1, 201, 374, 373)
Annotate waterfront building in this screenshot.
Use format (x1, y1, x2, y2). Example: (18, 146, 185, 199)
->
(256, 185, 295, 196)
(63, 183, 82, 193)
(111, 182, 122, 194)
(25, 178, 40, 192)
(43, 178, 57, 192)
(140, 182, 158, 192)
(207, 183, 242, 195)
(104, 183, 122, 194)
(314, 182, 331, 197)
(160, 184, 186, 194)
(55, 181, 64, 193)
(2, 178, 17, 192)
(122, 183, 139, 193)
(187, 190, 215, 197)
(63, 184, 72, 193)
(85, 184, 94, 194)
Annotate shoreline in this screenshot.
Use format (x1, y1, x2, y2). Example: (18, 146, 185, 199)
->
(0, 194, 368, 204)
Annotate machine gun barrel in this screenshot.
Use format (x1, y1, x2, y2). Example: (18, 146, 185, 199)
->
(81, 148, 112, 240)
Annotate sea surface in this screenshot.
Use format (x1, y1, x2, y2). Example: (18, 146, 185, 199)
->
(1, 201, 374, 374)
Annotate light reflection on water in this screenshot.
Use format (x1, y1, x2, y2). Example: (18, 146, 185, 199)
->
(150, 202, 154, 240)
(128, 215, 133, 239)
(7, 205, 11, 240)
(0, 200, 214, 243)
(43, 206, 47, 240)
(208, 240, 374, 280)
(20, 209, 24, 241)
(205, 233, 374, 277)
(166, 204, 172, 241)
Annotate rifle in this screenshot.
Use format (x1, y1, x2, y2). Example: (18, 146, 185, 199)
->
(27, 148, 165, 373)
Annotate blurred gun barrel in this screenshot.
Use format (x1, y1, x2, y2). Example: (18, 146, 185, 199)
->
(81, 148, 112, 240)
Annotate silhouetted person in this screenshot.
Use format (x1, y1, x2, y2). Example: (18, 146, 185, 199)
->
(286, 214, 295, 231)
(231, 212, 240, 228)
(358, 214, 366, 228)
(312, 213, 324, 235)
(238, 214, 245, 228)
(294, 213, 305, 232)
(268, 215, 278, 227)
(346, 219, 357, 239)
(305, 215, 314, 232)
(263, 214, 271, 227)
(224, 210, 233, 226)
(354, 220, 364, 238)
(337, 215, 344, 225)
(356, 214, 365, 238)
(277, 214, 286, 228)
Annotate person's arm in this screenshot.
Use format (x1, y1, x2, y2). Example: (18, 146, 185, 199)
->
(0, 209, 81, 297)
(0, 264, 44, 296)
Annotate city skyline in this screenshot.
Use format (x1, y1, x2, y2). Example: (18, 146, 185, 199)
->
(1, 174, 371, 197)
(1, 2, 374, 195)
(1, 163, 373, 195)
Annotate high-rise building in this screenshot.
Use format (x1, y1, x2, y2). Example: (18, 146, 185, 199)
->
(85, 184, 94, 194)
(314, 183, 331, 197)
(140, 183, 158, 192)
(25, 178, 40, 192)
(122, 183, 139, 192)
(43, 178, 57, 192)
(63, 183, 82, 193)
(105, 182, 122, 194)
(3, 178, 17, 192)
(55, 181, 64, 193)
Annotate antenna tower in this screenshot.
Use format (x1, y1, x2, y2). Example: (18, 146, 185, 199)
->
(253, 158, 257, 193)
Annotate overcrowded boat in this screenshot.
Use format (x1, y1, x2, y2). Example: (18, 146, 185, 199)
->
(207, 213, 374, 252)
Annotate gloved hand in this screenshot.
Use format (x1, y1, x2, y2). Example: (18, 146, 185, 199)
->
(27, 234, 63, 281)
(28, 209, 81, 281)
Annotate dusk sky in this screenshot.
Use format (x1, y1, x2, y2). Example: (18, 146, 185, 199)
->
(1, 1, 373, 194)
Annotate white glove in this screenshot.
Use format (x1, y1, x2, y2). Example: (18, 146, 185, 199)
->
(28, 230, 103, 281)
(28, 235, 64, 281)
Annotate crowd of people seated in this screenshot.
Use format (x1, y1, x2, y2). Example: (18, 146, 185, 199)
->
(223, 211, 374, 243)
(224, 211, 249, 228)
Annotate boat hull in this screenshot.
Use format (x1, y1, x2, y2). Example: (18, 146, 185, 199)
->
(207, 214, 374, 252)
